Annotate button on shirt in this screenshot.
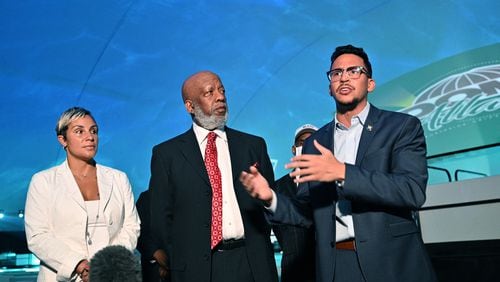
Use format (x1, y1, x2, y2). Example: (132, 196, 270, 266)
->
(193, 123, 245, 240)
(334, 103, 370, 241)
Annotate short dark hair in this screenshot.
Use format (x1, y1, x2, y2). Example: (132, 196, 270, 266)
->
(330, 44, 372, 78)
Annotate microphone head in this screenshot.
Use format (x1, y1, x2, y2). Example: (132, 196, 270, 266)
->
(89, 245, 142, 282)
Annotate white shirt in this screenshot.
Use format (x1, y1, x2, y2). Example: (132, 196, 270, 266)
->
(192, 122, 245, 240)
(334, 103, 370, 241)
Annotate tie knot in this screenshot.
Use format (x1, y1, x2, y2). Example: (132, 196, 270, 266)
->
(207, 131, 217, 142)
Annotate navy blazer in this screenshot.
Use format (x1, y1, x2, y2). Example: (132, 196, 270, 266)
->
(149, 126, 278, 282)
(271, 105, 437, 282)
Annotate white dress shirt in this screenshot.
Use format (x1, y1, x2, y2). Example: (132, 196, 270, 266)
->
(192, 122, 245, 240)
(334, 103, 370, 241)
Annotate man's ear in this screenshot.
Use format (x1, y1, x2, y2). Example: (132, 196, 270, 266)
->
(57, 135, 67, 149)
(184, 99, 194, 113)
(367, 78, 376, 92)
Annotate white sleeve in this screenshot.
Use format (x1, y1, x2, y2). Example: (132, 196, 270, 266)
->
(24, 173, 84, 280)
(108, 172, 140, 250)
(264, 190, 278, 213)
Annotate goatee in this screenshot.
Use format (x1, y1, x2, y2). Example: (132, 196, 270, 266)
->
(193, 105, 228, 130)
(335, 98, 359, 114)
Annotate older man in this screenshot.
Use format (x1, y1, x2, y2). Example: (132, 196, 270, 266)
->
(149, 71, 278, 282)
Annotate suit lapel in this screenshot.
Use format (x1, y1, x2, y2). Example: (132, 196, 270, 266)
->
(58, 161, 86, 210)
(306, 122, 336, 200)
(97, 165, 113, 211)
(225, 128, 244, 184)
(179, 128, 211, 186)
(225, 127, 258, 209)
(314, 122, 335, 154)
(355, 105, 382, 165)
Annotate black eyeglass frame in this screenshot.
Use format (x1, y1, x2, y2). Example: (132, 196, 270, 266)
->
(326, 66, 370, 82)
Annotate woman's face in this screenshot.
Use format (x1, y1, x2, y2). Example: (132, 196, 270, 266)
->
(58, 115, 98, 162)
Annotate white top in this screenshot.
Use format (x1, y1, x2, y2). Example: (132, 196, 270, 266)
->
(192, 122, 245, 240)
(85, 200, 107, 258)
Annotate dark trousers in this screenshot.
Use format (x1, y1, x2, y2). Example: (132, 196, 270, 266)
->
(334, 249, 366, 282)
(211, 241, 254, 282)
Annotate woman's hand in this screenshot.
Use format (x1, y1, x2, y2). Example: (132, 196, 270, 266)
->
(75, 259, 90, 282)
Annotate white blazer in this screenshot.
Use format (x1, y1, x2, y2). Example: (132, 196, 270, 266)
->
(25, 160, 140, 281)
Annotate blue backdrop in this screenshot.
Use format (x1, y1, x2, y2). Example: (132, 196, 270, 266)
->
(1, 0, 499, 231)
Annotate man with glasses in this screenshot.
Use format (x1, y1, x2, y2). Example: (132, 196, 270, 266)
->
(240, 45, 437, 282)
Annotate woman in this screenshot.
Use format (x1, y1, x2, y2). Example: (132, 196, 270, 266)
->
(25, 107, 140, 281)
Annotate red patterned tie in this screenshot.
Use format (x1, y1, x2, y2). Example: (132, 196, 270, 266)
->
(205, 132, 223, 249)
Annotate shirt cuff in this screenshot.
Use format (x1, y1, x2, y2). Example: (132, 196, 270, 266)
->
(264, 190, 278, 213)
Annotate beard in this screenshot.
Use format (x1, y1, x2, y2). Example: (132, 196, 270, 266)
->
(335, 97, 360, 114)
(192, 104, 228, 130)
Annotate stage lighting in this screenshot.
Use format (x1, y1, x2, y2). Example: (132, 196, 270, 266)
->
(0, 210, 4, 219)
(18, 209, 24, 218)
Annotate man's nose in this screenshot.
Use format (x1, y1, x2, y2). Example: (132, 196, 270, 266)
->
(215, 89, 226, 100)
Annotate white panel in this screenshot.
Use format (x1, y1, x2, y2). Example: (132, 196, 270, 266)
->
(420, 203, 500, 243)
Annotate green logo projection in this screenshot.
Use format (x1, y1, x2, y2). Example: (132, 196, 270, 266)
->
(373, 43, 500, 156)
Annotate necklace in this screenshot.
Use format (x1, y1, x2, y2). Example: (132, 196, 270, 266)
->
(71, 165, 96, 181)
(73, 171, 96, 181)
(73, 173, 88, 180)
(86, 198, 101, 245)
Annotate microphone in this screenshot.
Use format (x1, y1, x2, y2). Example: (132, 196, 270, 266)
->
(89, 245, 142, 282)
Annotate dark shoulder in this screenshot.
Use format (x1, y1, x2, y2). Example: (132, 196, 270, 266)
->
(137, 190, 149, 203)
(225, 127, 266, 143)
(374, 105, 422, 125)
(309, 123, 331, 139)
(152, 129, 193, 152)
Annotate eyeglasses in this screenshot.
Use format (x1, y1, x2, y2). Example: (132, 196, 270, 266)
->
(326, 66, 369, 82)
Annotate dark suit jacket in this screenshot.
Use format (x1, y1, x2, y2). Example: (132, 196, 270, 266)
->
(272, 174, 315, 282)
(136, 191, 166, 282)
(270, 105, 437, 282)
(149, 127, 278, 282)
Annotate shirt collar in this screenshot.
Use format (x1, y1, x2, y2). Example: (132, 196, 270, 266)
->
(335, 103, 371, 130)
(192, 122, 227, 144)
